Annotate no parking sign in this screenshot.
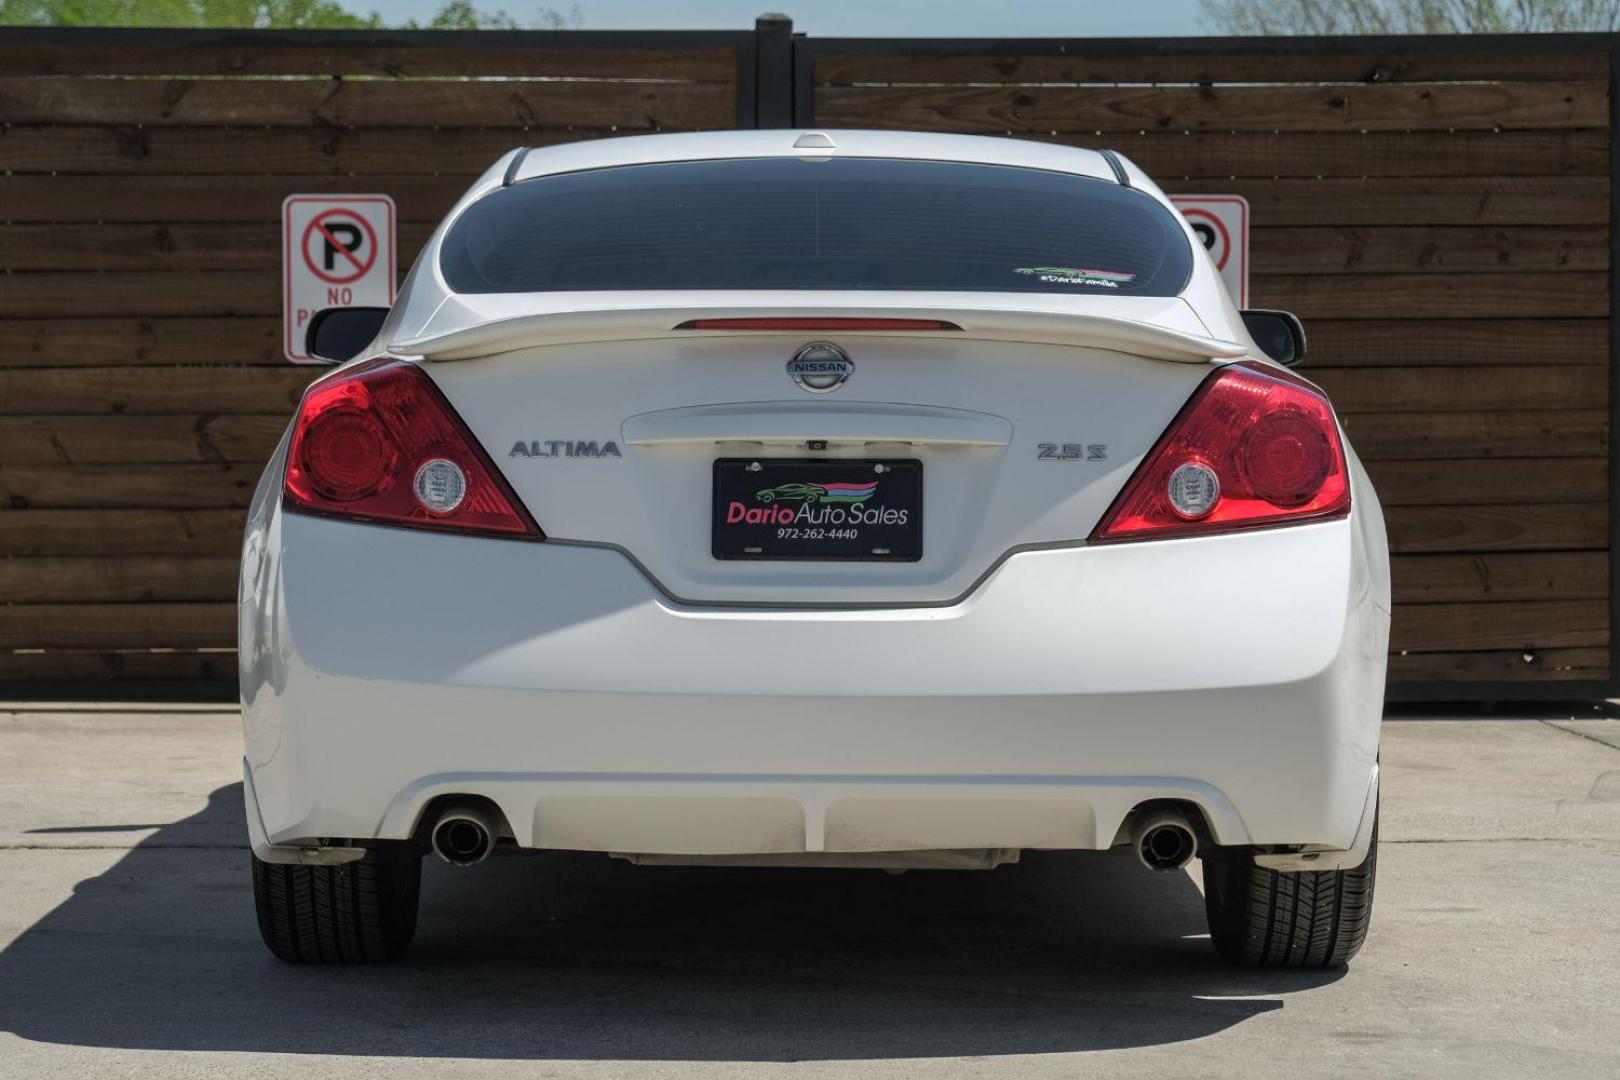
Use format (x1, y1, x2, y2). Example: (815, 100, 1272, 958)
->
(282, 194, 396, 363)
(1171, 195, 1249, 307)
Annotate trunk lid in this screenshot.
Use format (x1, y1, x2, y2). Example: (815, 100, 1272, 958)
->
(414, 300, 1232, 606)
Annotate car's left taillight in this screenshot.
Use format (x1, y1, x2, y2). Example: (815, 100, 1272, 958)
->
(1090, 361, 1350, 544)
(283, 358, 541, 539)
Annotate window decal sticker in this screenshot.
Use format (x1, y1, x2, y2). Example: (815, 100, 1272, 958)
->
(1014, 266, 1138, 288)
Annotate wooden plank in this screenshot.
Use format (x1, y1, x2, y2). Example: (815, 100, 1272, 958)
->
(1367, 458, 1608, 506)
(0, 318, 285, 366)
(0, 509, 245, 555)
(0, 367, 312, 415)
(2, 320, 1598, 372)
(0, 38, 739, 80)
(5, 507, 1592, 563)
(0, 462, 264, 509)
(1390, 599, 1608, 651)
(1311, 365, 1608, 413)
(6, 270, 1601, 321)
(0, 76, 735, 129)
(813, 80, 1607, 133)
(0, 556, 237, 602)
(811, 47, 1610, 86)
(1386, 504, 1607, 553)
(0, 174, 466, 223)
(1300, 320, 1607, 367)
(1252, 273, 1608, 319)
(9, 223, 1602, 276)
(0, 648, 237, 682)
(0, 415, 288, 464)
(1084, 130, 1610, 180)
(1249, 226, 1608, 276)
(0, 223, 434, 272)
(1343, 410, 1608, 459)
(1391, 552, 1608, 604)
(0, 602, 242, 649)
(18, 602, 1609, 656)
(0, 173, 1606, 233)
(5, 390, 1606, 458)
(9, 645, 1604, 687)
(1169, 177, 1608, 226)
(1, 272, 281, 318)
(0, 125, 589, 176)
(1387, 647, 1608, 682)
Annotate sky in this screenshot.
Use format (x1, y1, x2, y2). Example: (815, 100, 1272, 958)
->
(359, 0, 1214, 36)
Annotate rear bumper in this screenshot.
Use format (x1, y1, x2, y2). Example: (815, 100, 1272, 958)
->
(241, 511, 1389, 856)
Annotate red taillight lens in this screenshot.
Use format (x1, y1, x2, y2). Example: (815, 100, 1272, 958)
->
(676, 318, 961, 332)
(1091, 362, 1349, 543)
(284, 359, 540, 538)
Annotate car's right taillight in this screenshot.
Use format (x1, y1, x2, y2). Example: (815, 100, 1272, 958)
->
(283, 358, 541, 539)
(1090, 361, 1350, 543)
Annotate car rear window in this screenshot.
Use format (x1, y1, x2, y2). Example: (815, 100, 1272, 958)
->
(439, 156, 1194, 297)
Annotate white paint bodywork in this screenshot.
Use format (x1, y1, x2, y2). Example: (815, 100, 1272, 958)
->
(241, 130, 1390, 868)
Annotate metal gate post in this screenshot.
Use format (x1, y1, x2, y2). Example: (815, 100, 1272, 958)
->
(1608, 38, 1620, 699)
(754, 13, 796, 127)
(792, 30, 814, 126)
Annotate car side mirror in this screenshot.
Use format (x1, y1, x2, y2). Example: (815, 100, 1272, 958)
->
(306, 307, 389, 364)
(1240, 309, 1307, 368)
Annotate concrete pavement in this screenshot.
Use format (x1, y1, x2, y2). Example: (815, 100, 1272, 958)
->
(1, 703, 1618, 1078)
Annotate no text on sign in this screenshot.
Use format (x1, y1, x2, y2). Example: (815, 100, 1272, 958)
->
(283, 194, 396, 363)
(1170, 195, 1249, 307)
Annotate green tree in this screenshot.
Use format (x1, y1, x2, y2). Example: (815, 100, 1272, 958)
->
(0, 0, 380, 26)
(1199, 0, 1620, 33)
(0, 0, 584, 27)
(423, 0, 578, 28)
(423, 0, 514, 28)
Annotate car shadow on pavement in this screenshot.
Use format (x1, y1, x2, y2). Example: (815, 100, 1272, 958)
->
(0, 782, 1341, 1061)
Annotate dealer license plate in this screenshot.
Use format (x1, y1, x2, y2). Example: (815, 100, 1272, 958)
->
(712, 458, 922, 561)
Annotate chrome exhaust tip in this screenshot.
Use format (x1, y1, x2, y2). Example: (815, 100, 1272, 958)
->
(430, 804, 497, 866)
(1131, 809, 1198, 872)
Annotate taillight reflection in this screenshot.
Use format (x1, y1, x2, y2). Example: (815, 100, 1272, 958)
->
(676, 317, 961, 332)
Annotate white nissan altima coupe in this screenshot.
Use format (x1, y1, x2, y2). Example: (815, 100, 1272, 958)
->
(240, 130, 1389, 968)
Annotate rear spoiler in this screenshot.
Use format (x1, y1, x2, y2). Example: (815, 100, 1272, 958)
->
(391, 305, 1248, 364)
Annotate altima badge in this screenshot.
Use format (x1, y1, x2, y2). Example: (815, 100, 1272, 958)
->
(787, 342, 854, 393)
(509, 440, 621, 458)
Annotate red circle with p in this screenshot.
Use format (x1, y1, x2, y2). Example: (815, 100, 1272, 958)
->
(302, 209, 379, 285)
(1181, 207, 1232, 271)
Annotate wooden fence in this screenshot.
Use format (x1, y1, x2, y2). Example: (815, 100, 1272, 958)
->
(0, 22, 1614, 699)
(0, 27, 752, 689)
(797, 33, 1616, 697)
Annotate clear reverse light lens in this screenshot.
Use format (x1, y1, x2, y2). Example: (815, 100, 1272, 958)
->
(1167, 461, 1220, 519)
(413, 458, 467, 514)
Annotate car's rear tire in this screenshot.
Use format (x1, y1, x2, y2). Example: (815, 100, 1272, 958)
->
(1200, 817, 1376, 968)
(251, 843, 421, 963)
